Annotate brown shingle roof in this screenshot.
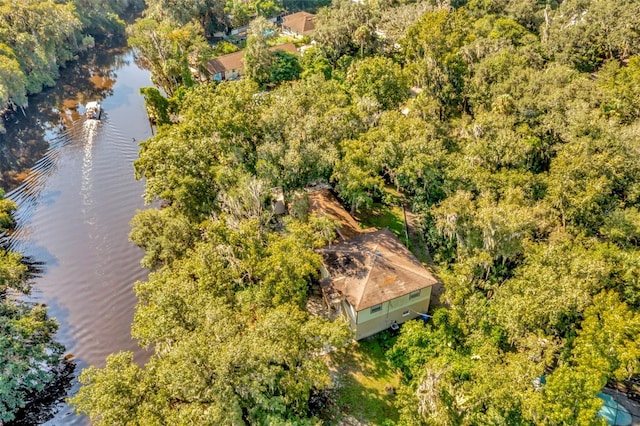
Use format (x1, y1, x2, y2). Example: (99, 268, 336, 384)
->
(206, 51, 244, 75)
(206, 42, 299, 75)
(282, 11, 316, 36)
(320, 229, 439, 311)
(270, 42, 299, 56)
(308, 189, 364, 240)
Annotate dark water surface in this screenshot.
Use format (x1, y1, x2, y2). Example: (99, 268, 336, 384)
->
(1, 44, 152, 425)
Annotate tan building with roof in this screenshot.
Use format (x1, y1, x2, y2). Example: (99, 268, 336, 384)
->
(281, 11, 316, 38)
(206, 42, 299, 81)
(309, 188, 439, 339)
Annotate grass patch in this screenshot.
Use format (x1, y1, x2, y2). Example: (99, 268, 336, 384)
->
(357, 186, 407, 240)
(355, 187, 433, 265)
(357, 203, 406, 241)
(329, 332, 401, 425)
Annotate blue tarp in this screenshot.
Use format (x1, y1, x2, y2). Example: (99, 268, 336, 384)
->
(598, 393, 632, 426)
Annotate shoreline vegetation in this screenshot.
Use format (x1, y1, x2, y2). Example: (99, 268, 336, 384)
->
(0, 1, 144, 423)
(0, 190, 66, 424)
(0, 0, 146, 133)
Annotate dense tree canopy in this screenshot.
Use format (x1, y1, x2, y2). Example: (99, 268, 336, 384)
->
(0, 0, 141, 129)
(128, 19, 209, 96)
(75, 0, 640, 423)
(0, 190, 64, 423)
(244, 17, 278, 87)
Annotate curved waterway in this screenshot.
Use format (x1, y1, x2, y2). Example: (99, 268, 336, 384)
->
(1, 44, 152, 425)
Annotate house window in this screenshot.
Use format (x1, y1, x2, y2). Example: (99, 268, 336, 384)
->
(409, 289, 421, 299)
(370, 304, 382, 314)
(402, 310, 410, 317)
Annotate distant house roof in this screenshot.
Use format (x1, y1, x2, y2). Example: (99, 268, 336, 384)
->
(206, 42, 299, 75)
(320, 229, 439, 311)
(282, 11, 316, 36)
(207, 50, 244, 75)
(308, 188, 365, 240)
(269, 41, 299, 56)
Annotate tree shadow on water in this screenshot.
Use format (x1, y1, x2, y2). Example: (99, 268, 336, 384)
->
(7, 358, 76, 426)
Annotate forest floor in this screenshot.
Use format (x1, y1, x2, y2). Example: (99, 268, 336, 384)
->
(356, 202, 405, 238)
(327, 333, 401, 425)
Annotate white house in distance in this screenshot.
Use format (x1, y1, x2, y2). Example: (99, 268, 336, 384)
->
(309, 189, 439, 340)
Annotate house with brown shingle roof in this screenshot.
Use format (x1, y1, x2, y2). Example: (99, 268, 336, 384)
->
(281, 11, 316, 38)
(206, 42, 299, 81)
(309, 189, 439, 339)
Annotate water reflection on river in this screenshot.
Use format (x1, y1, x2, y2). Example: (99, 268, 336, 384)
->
(1, 43, 152, 425)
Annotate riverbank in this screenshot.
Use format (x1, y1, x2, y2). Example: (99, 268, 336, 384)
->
(3, 47, 153, 425)
(0, 0, 145, 132)
(0, 36, 128, 191)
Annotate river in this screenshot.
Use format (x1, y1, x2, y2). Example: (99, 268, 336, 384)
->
(1, 42, 152, 425)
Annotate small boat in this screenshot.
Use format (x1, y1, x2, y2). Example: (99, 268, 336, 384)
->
(86, 101, 102, 119)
